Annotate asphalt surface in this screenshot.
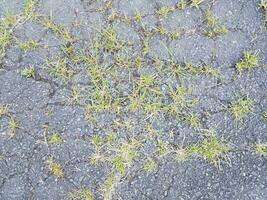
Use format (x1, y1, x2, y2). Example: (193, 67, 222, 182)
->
(0, 0, 266, 200)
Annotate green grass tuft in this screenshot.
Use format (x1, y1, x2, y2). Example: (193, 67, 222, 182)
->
(68, 188, 94, 200)
(189, 133, 229, 162)
(236, 52, 259, 71)
(101, 173, 117, 200)
(190, 0, 203, 9)
(143, 158, 157, 172)
(42, 17, 73, 43)
(255, 143, 267, 156)
(8, 117, 20, 138)
(23, 0, 37, 18)
(156, 6, 175, 17)
(47, 58, 74, 80)
(48, 133, 63, 145)
(0, 104, 9, 117)
(47, 157, 64, 178)
(205, 10, 228, 37)
(260, 0, 267, 22)
(21, 67, 35, 78)
(177, 0, 187, 10)
(0, 13, 16, 52)
(18, 40, 39, 52)
(185, 113, 200, 127)
(229, 94, 253, 121)
(98, 26, 121, 52)
(91, 134, 103, 147)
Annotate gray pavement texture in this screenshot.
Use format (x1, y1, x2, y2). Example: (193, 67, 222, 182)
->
(0, 0, 267, 200)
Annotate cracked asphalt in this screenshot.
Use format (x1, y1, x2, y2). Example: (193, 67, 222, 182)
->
(0, 0, 267, 200)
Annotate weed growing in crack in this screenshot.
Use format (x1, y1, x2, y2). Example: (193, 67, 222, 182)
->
(18, 40, 39, 52)
(229, 94, 253, 121)
(0, 104, 9, 117)
(42, 17, 73, 43)
(189, 131, 230, 164)
(68, 188, 94, 200)
(262, 112, 267, 120)
(185, 113, 200, 127)
(190, 0, 204, 9)
(0, 13, 16, 53)
(170, 30, 181, 40)
(23, 0, 37, 18)
(155, 26, 168, 36)
(47, 157, 64, 178)
(167, 85, 198, 115)
(175, 147, 191, 162)
(91, 134, 103, 147)
(8, 117, 20, 138)
(156, 6, 175, 18)
(48, 133, 63, 145)
(114, 54, 132, 68)
(69, 86, 81, 104)
(236, 51, 259, 72)
(157, 140, 170, 156)
(98, 26, 121, 52)
(143, 158, 157, 172)
(107, 10, 119, 22)
(169, 61, 219, 78)
(134, 11, 143, 23)
(46, 58, 74, 80)
(205, 10, 228, 37)
(112, 139, 141, 174)
(260, 0, 267, 22)
(21, 67, 35, 78)
(255, 143, 267, 156)
(101, 173, 117, 200)
(177, 0, 187, 10)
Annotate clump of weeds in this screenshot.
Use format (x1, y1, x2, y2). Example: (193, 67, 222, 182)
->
(255, 143, 267, 156)
(229, 94, 253, 121)
(47, 157, 64, 178)
(205, 10, 228, 37)
(47, 133, 63, 145)
(17, 40, 39, 52)
(0, 104, 9, 117)
(236, 51, 259, 72)
(21, 67, 35, 78)
(68, 188, 94, 200)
